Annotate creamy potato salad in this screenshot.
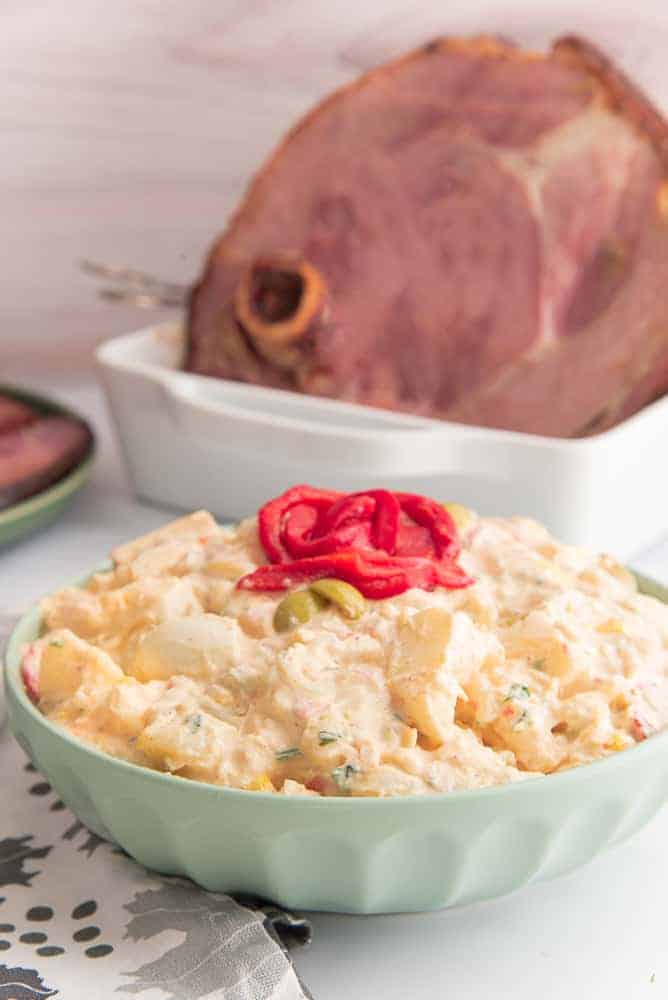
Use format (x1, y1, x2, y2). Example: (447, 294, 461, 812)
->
(23, 507, 668, 796)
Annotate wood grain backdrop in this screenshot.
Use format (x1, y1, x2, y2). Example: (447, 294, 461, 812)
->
(4, 0, 668, 372)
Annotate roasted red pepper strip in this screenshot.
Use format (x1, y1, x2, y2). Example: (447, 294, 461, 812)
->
(368, 490, 400, 552)
(258, 485, 342, 562)
(395, 493, 460, 559)
(238, 547, 472, 598)
(283, 511, 372, 558)
(324, 493, 376, 531)
(247, 484, 472, 599)
(324, 490, 399, 552)
(264, 487, 400, 562)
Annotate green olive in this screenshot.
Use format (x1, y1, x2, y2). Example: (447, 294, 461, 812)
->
(309, 578, 366, 619)
(273, 589, 326, 633)
(442, 501, 473, 532)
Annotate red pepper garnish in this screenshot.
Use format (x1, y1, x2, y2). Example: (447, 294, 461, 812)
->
(395, 493, 460, 560)
(630, 716, 649, 742)
(305, 775, 327, 794)
(21, 645, 40, 705)
(258, 485, 342, 563)
(239, 485, 473, 599)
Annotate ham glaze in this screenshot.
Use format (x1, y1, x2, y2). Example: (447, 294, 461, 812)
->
(185, 35, 668, 437)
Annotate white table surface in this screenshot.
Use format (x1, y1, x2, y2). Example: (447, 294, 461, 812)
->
(2, 371, 668, 1000)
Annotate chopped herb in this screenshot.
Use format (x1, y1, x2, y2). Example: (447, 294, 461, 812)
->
(332, 763, 359, 790)
(318, 730, 341, 746)
(504, 683, 530, 701)
(49, 640, 64, 648)
(275, 747, 303, 762)
(512, 710, 530, 731)
(532, 658, 546, 671)
(188, 714, 202, 733)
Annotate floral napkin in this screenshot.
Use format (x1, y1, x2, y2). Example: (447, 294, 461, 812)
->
(0, 614, 312, 1000)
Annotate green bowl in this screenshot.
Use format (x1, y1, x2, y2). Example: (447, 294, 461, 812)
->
(4, 573, 668, 914)
(0, 385, 95, 548)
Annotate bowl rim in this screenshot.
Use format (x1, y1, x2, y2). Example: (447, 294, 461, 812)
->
(0, 454, 95, 531)
(5, 571, 668, 809)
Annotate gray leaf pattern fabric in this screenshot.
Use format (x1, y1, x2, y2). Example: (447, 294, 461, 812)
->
(0, 965, 58, 999)
(120, 884, 309, 999)
(0, 837, 51, 889)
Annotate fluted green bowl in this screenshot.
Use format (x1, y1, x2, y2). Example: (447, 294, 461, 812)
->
(4, 573, 668, 913)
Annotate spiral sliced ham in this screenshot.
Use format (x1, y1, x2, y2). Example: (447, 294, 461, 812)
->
(185, 35, 668, 437)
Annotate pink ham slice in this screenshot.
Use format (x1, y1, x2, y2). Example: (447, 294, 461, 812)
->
(0, 416, 93, 509)
(185, 35, 668, 437)
(0, 394, 38, 435)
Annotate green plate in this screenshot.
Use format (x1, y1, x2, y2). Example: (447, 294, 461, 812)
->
(0, 385, 95, 548)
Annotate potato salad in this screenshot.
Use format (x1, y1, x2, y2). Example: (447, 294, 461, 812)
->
(22, 492, 668, 797)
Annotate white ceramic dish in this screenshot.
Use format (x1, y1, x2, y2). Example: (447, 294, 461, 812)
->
(96, 323, 668, 559)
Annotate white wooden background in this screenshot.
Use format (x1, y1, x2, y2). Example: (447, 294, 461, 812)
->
(3, 0, 668, 375)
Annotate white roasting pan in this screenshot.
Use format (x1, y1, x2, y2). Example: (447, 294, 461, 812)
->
(97, 322, 667, 558)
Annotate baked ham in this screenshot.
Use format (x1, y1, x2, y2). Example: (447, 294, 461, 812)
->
(0, 409, 93, 509)
(185, 35, 668, 437)
(0, 395, 38, 435)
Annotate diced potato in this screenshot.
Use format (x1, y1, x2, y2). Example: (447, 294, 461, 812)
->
(112, 510, 217, 565)
(604, 732, 629, 752)
(129, 613, 247, 682)
(395, 608, 454, 674)
(597, 618, 625, 635)
(37, 631, 123, 707)
(280, 779, 317, 796)
(101, 577, 203, 631)
(390, 609, 459, 746)
(42, 588, 107, 638)
(221, 590, 277, 638)
(205, 558, 251, 580)
(130, 540, 190, 578)
(44, 578, 204, 667)
(136, 708, 234, 774)
(400, 725, 418, 748)
(390, 609, 501, 747)
(104, 677, 163, 740)
(351, 764, 427, 797)
(248, 773, 275, 792)
(200, 578, 237, 616)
